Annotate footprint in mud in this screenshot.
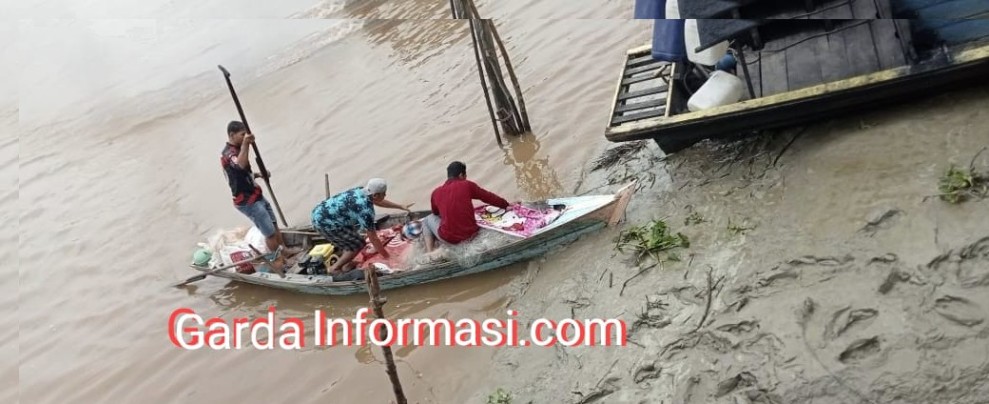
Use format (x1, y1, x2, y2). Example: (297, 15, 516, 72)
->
(861, 207, 902, 234)
(826, 308, 878, 339)
(787, 255, 853, 267)
(957, 238, 989, 287)
(757, 269, 798, 288)
(717, 320, 759, 335)
(838, 337, 881, 364)
(934, 295, 985, 327)
(928, 237, 989, 288)
(878, 269, 912, 294)
(715, 372, 757, 397)
(633, 363, 661, 384)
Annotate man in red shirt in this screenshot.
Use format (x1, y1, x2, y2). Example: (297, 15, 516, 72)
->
(423, 161, 511, 252)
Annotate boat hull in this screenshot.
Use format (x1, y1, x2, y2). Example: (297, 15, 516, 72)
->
(187, 184, 634, 296)
(192, 220, 603, 295)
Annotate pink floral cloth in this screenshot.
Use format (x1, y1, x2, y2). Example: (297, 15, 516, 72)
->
(474, 204, 562, 238)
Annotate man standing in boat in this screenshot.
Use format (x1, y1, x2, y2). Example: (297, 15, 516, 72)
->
(221, 121, 298, 260)
(422, 161, 511, 253)
(311, 178, 414, 274)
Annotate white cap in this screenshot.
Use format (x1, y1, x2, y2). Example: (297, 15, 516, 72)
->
(365, 178, 387, 195)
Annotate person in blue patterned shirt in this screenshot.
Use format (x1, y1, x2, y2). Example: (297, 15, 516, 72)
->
(311, 178, 413, 274)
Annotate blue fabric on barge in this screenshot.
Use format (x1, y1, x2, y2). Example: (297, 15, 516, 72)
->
(633, 0, 665, 18)
(651, 19, 687, 63)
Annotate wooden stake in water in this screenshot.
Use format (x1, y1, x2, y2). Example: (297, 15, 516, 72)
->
(324, 173, 331, 199)
(467, 16, 503, 146)
(488, 19, 531, 132)
(364, 266, 407, 404)
(451, 0, 531, 142)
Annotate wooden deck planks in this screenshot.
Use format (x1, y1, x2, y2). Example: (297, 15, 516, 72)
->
(760, 38, 789, 96)
(740, 47, 763, 99)
(622, 74, 662, 86)
(870, 0, 909, 70)
(618, 85, 668, 101)
(785, 21, 826, 91)
(614, 98, 666, 114)
(612, 107, 667, 125)
(842, 23, 882, 77)
(609, 51, 669, 128)
(624, 63, 665, 76)
(818, 2, 856, 82)
(626, 53, 657, 69)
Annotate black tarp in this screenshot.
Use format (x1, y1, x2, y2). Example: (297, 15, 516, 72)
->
(695, 19, 761, 52)
(670, 0, 763, 52)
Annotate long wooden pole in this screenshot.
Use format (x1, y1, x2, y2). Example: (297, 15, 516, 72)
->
(364, 266, 407, 404)
(466, 15, 503, 146)
(488, 19, 531, 132)
(217, 65, 289, 228)
(477, 21, 520, 135)
(449, 0, 458, 18)
(324, 173, 331, 199)
(465, 0, 524, 135)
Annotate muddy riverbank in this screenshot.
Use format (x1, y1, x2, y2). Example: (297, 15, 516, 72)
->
(475, 83, 989, 404)
(14, 1, 989, 401)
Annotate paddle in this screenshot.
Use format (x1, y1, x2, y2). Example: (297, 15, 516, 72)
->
(173, 254, 262, 287)
(217, 65, 289, 228)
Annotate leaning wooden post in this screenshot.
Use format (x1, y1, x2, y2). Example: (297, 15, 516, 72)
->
(466, 16, 504, 146)
(476, 20, 523, 135)
(364, 266, 407, 404)
(488, 19, 531, 132)
(464, 0, 527, 134)
(324, 173, 331, 199)
(448, 0, 460, 18)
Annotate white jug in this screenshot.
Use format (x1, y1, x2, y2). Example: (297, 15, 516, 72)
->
(687, 70, 745, 112)
(685, 19, 729, 66)
(665, 0, 680, 19)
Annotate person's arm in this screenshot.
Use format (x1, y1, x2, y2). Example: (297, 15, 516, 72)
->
(365, 229, 390, 259)
(237, 134, 253, 170)
(359, 207, 390, 259)
(373, 198, 414, 212)
(471, 182, 510, 209)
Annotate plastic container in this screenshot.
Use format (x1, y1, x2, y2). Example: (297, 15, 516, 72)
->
(309, 244, 335, 259)
(687, 70, 745, 112)
(229, 250, 256, 274)
(685, 19, 729, 66)
(309, 244, 337, 267)
(665, 0, 680, 19)
(192, 248, 212, 266)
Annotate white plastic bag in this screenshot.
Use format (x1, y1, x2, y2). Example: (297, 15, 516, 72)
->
(244, 226, 269, 254)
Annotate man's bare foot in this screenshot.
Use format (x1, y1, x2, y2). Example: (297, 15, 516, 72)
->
(423, 249, 447, 264)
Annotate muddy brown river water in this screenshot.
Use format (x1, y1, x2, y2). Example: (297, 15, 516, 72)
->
(10, 1, 989, 403)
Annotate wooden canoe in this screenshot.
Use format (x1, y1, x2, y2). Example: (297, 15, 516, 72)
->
(187, 182, 636, 295)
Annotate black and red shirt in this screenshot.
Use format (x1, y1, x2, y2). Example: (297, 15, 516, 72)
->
(221, 143, 262, 206)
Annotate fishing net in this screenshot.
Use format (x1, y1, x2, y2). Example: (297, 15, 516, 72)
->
(406, 229, 516, 269)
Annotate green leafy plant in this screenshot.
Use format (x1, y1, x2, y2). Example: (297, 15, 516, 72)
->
(727, 218, 755, 236)
(616, 219, 690, 264)
(684, 211, 706, 226)
(938, 165, 988, 204)
(487, 388, 512, 404)
(937, 148, 989, 204)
